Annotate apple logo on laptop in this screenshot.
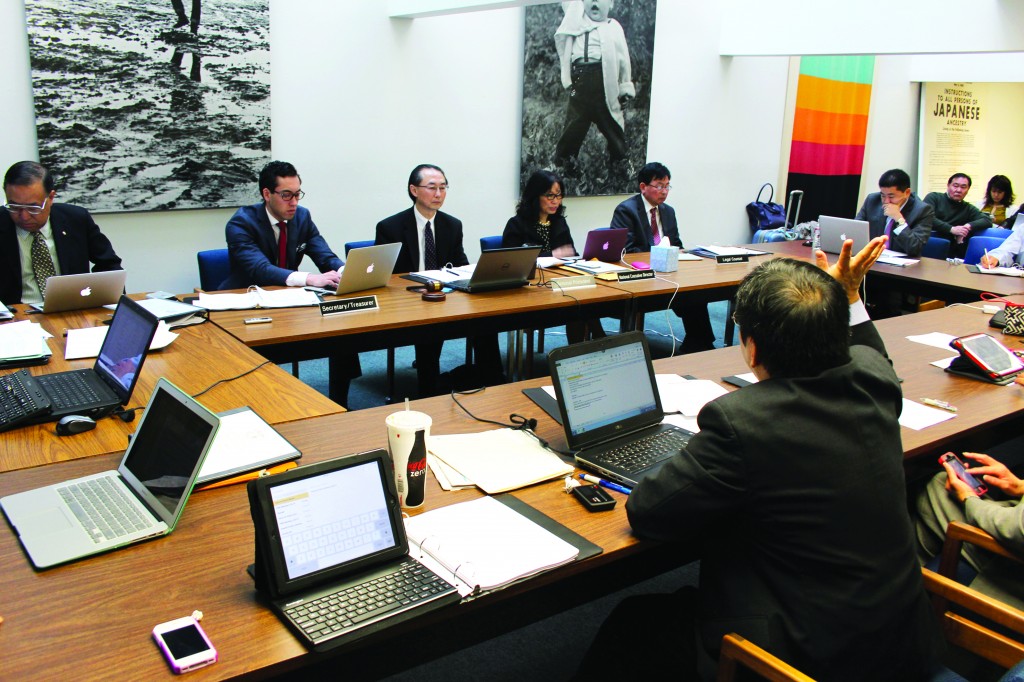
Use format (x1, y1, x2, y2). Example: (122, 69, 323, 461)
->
(366, 262, 374, 274)
(79, 287, 92, 297)
(839, 232, 847, 241)
(602, 241, 610, 251)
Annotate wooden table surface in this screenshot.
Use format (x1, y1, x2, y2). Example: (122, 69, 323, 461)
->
(0, 307, 342, 473)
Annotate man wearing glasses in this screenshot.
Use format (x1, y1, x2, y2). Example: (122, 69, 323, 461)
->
(611, 162, 715, 353)
(1, 160, 122, 305)
(924, 172, 992, 259)
(375, 164, 504, 397)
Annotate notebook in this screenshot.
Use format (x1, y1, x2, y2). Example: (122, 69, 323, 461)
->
(31, 270, 128, 313)
(818, 215, 870, 254)
(247, 449, 460, 651)
(445, 246, 541, 293)
(547, 331, 693, 487)
(332, 242, 401, 295)
(31, 295, 159, 422)
(581, 228, 629, 262)
(0, 378, 219, 569)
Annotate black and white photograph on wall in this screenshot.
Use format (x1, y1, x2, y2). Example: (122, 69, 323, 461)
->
(521, 0, 657, 197)
(24, 0, 270, 213)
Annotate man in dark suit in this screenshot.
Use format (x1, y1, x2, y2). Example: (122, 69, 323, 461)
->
(223, 161, 358, 405)
(1, 161, 122, 305)
(579, 237, 939, 681)
(611, 161, 715, 353)
(855, 168, 934, 257)
(375, 164, 503, 397)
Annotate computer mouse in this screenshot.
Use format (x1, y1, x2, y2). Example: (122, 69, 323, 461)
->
(630, 261, 650, 270)
(56, 414, 97, 436)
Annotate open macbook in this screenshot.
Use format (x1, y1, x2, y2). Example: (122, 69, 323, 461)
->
(32, 270, 127, 313)
(818, 216, 870, 254)
(581, 228, 629, 262)
(1, 378, 219, 569)
(333, 242, 401, 295)
(446, 246, 541, 293)
(547, 331, 693, 488)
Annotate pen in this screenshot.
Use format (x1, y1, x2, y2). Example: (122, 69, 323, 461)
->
(983, 248, 990, 269)
(579, 473, 632, 495)
(922, 398, 957, 413)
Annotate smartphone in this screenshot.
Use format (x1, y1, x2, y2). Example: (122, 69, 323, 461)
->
(153, 616, 217, 674)
(938, 453, 988, 496)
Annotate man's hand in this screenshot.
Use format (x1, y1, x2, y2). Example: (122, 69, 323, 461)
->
(962, 452, 1024, 498)
(882, 203, 904, 222)
(307, 271, 341, 288)
(950, 224, 971, 243)
(942, 458, 979, 503)
(814, 236, 887, 304)
(980, 254, 999, 269)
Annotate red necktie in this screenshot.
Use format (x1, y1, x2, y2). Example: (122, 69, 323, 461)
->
(650, 208, 661, 246)
(277, 221, 288, 268)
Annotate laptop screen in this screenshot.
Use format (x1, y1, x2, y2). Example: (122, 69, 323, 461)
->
(120, 380, 218, 522)
(95, 297, 159, 401)
(551, 333, 661, 447)
(269, 459, 399, 581)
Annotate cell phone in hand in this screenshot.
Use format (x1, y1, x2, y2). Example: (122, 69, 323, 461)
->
(938, 453, 988, 496)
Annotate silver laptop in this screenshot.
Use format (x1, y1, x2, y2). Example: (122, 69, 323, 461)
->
(333, 242, 401, 295)
(818, 216, 870, 255)
(32, 270, 127, 313)
(446, 246, 542, 293)
(547, 331, 693, 488)
(0, 378, 219, 569)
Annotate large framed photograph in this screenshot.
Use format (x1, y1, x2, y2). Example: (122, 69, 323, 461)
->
(24, 0, 270, 213)
(521, 0, 657, 197)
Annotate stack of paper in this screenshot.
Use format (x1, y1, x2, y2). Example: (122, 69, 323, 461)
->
(195, 286, 320, 311)
(0, 321, 52, 366)
(65, 321, 178, 360)
(428, 428, 573, 494)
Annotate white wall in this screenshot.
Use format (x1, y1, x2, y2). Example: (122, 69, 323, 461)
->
(0, 1, 1007, 294)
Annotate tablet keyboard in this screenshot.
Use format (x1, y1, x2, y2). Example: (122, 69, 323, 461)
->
(0, 370, 52, 432)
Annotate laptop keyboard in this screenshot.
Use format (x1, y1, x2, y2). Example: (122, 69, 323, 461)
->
(58, 477, 154, 543)
(601, 429, 691, 474)
(285, 558, 455, 644)
(38, 372, 103, 409)
(0, 370, 52, 432)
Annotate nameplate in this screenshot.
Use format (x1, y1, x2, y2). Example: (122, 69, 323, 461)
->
(319, 295, 379, 316)
(551, 275, 596, 290)
(616, 269, 656, 282)
(716, 255, 749, 265)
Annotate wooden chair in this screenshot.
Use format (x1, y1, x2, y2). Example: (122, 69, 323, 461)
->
(716, 633, 814, 682)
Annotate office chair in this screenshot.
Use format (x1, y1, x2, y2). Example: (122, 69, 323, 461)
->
(196, 248, 230, 291)
(965, 236, 1010, 266)
(922, 237, 952, 260)
(716, 633, 814, 682)
(480, 235, 503, 252)
(344, 239, 375, 255)
(974, 227, 1014, 241)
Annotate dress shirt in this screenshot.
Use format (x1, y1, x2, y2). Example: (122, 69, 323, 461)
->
(17, 221, 62, 305)
(570, 20, 604, 62)
(641, 195, 669, 246)
(265, 206, 312, 287)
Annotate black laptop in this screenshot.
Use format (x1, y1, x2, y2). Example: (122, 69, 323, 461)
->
(446, 246, 541, 293)
(247, 449, 460, 651)
(547, 331, 693, 488)
(31, 295, 159, 422)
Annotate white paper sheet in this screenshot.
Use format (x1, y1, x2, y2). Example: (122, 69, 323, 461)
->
(428, 428, 573, 494)
(899, 398, 957, 430)
(0, 321, 50, 360)
(907, 332, 957, 351)
(65, 321, 178, 360)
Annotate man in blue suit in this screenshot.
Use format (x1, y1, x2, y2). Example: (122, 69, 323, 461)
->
(611, 162, 715, 353)
(223, 161, 358, 406)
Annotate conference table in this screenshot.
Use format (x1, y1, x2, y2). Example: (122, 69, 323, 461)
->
(0, 306, 342, 473)
(2, 299, 1022, 680)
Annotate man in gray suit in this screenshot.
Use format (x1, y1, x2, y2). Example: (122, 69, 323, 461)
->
(611, 162, 714, 353)
(855, 168, 934, 257)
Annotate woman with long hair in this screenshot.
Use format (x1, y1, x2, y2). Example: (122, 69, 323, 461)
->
(977, 174, 1019, 226)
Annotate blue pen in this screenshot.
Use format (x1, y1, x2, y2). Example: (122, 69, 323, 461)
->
(579, 473, 632, 495)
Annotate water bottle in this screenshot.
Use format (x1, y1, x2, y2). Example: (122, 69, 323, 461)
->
(811, 223, 821, 251)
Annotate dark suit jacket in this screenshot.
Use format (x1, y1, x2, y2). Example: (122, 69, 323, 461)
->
(222, 202, 343, 289)
(611, 194, 682, 253)
(0, 203, 122, 304)
(374, 207, 468, 274)
(855, 192, 934, 257)
(626, 321, 938, 680)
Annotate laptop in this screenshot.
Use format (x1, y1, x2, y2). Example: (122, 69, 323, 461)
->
(445, 246, 541, 293)
(247, 449, 460, 651)
(30, 295, 159, 422)
(818, 216, 870, 254)
(581, 228, 629, 262)
(547, 331, 693, 488)
(0, 378, 219, 569)
(332, 243, 401, 295)
(31, 270, 128, 313)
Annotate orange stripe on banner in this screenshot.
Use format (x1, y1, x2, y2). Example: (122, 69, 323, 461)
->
(792, 108, 868, 146)
(789, 141, 865, 176)
(795, 75, 872, 116)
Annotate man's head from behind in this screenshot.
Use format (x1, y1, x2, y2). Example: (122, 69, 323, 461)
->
(733, 258, 850, 379)
(946, 173, 971, 203)
(878, 168, 912, 206)
(4, 161, 55, 233)
(638, 162, 671, 208)
(259, 161, 302, 223)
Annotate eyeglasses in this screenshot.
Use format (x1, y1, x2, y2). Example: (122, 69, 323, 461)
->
(4, 198, 49, 215)
(272, 190, 305, 201)
(415, 184, 449, 194)
(647, 184, 672, 192)
(542, 193, 563, 201)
